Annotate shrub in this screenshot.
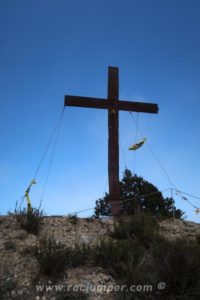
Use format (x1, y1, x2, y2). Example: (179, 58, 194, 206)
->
(68, 214, 78, 225)
(0, 278, 16, 292)
(34, 238, 68, 276)
(91, 211, 160, 286)
(68, 243, 90, 267)
(4, 240, 16, 251)
(14, 207, 44, 234)
(0, 276, 17, 299)
(151, 237, 200, 297)
(34, 238, 90, 277)
(92, 216, 200, 298)
(112, 210, 159, 248)
(92, 238, 144, 282)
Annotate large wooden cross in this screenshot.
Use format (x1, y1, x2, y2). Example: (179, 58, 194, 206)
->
(64, 67, 159, 216)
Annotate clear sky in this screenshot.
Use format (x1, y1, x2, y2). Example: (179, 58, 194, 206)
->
(1, 0, 200, 221)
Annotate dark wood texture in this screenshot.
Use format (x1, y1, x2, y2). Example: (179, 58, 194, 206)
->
(107, 67, 121, 215)
(65, 95, 158, 113)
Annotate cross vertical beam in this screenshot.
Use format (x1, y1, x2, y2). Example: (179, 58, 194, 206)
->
(107, 67, 121, 215)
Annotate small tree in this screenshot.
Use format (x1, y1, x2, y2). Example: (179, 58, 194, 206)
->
(94, 169, 184, 219)
(94, 193, 111, 219)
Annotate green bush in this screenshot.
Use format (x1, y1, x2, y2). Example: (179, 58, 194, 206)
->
(68, 243, 90, 267)
(34, 238, 90, 277)
(91, 211, 200, 298)
(151, 237, 200, 297)
(92, 238, 144, 282)
(34, 238, 68, 276)
(91, 213, 200, 298)
(14, 207, 44, 234)
(68, 214, 78, 225)
(112, 211, 159, 248)
(91, 211, 159, 286)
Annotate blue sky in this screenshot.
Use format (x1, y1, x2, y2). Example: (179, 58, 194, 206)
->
(1, 0, 200, 221)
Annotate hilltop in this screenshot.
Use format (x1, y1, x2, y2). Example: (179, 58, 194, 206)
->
(0, 214, 200, 300)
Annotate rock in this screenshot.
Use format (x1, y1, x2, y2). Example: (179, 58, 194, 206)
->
(9, 230, 27, 240)
(17, 234, 38, 254)
(80, 234, 92, 244)
(159, 218, 200, 240)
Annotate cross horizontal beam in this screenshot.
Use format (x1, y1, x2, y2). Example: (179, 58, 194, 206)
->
(65, 95, 159, 114)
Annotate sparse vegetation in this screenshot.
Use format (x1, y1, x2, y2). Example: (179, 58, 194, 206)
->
(151, 237, 200, 298)
(13, 207, 44, 234)
(68, 243, 90, 267)
(34, 238, 68, 276)
(34, 237, 90, 277)
(4, 240, 16, 251)
(68, 214, 78, 225)
(0, 277, 17, 293)
(0, 275, 17, 299)
(13, 206, 200, 298)
(112, 210, 159, 248)
(1, 192, 199, 299)
(92, 211, 157, 285)
(92, 211, 200, 298)
(92, 237, 144, 281)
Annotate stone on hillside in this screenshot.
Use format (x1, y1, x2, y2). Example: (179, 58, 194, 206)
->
(9, 230, 27, 240)
(17, 234, 38, 254)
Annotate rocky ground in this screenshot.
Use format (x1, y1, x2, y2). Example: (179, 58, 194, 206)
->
(0, 215, 200, 300)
